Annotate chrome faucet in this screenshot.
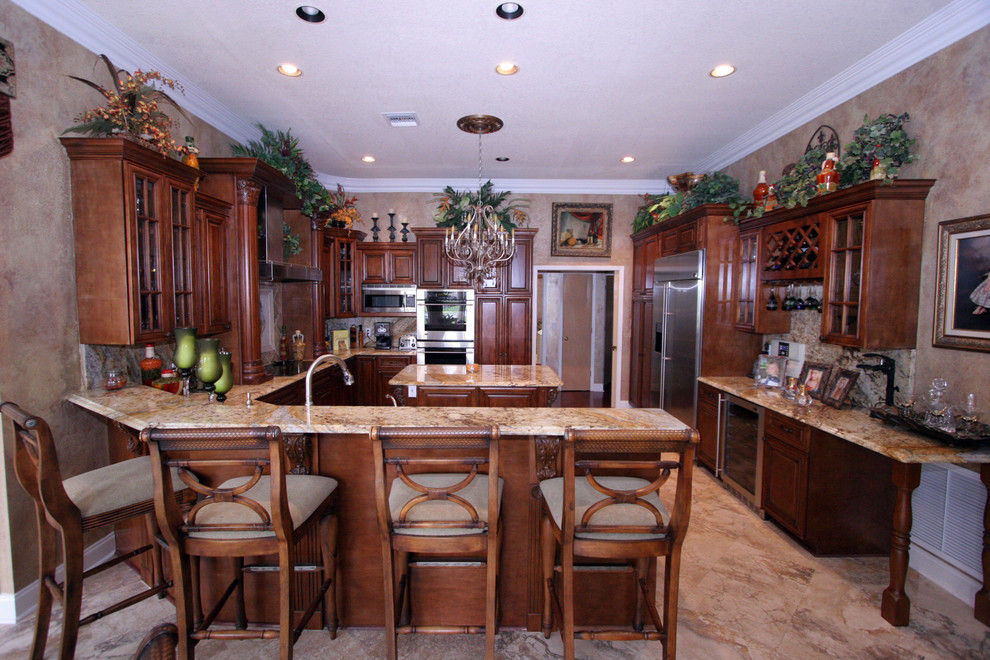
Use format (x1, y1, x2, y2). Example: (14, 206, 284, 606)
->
(304, 354, 355, 407)
(856, 353, 898, 406)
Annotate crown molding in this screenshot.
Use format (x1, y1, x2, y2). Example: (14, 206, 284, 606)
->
(11, 0, 261, 144)
(694, 0, 990, 172)
(317, 174, 668, 196)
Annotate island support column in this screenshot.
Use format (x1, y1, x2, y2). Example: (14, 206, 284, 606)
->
(881, 462, 921, 626)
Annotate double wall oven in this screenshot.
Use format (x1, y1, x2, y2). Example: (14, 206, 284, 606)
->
(415, 289, 475, 364)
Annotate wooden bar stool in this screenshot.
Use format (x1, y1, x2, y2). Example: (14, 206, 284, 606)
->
(1, 401, 183, 660)
(370, 426, 502, 660)
(141, 426, 339, 660)
(539, 427, 696, 660)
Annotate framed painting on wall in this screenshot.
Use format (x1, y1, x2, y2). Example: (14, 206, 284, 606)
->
(551, 202, 612, 257)
(933, 213, 990, 352)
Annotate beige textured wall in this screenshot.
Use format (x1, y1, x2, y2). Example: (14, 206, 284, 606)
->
(722, 25, 990, 404)
(0, 2, 234, 593)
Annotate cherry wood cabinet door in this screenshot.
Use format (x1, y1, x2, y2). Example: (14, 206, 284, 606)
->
(389, 248, 416, 284)
(762, 436, 809, 538)
(478, 387, 540, 407)
(504, 296, 532, 364)
(416, 386, 478, 406)
(475, 296, 503, 365)
(359, 247, 388, 284)
(696, 384, 720, 472)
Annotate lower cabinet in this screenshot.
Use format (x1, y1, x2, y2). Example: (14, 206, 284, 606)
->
(410, 385, 552, 407)
(259, 353, 414, 406)
(695, 383, 720, 472)
(760, 409, 895, 555)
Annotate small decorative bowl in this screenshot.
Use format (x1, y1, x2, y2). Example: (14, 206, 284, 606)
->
(102, 370, 127, 390)
(666, 172, 706, 194)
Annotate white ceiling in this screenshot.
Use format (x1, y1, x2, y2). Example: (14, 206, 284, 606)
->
(18, 0, 990, 192)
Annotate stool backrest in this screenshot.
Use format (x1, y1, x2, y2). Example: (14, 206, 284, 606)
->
(563, 428, 696, 542)
(1, 401, 79, 524)
(140, 426, 290, 544)
(370, 426, 499, 536)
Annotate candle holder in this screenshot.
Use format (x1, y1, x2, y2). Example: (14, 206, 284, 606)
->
(371, 213, 380, 242)
(195, 338, 222, 402)
(388, 212, 396, 242)
(401, 221, 409, 242)
(173, 326, 198, 396)
(214, 350, 233, 403)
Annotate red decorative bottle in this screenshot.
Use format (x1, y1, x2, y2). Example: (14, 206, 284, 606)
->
(816, 152, 838, 195)
(764, 184, 779, 211)
(753, 170, 768, 207)
(140, 344, 162, 386)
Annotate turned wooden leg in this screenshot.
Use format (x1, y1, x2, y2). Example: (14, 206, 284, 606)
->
(540, 512, 555, 638)
(881, 461, 921, 626)
(975, 464, 990, 625)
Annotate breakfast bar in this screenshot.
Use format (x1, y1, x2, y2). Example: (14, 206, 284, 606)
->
(67, 378, 693, 632)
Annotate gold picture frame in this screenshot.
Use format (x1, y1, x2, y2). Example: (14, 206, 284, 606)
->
(551, 202, 612, 257)
(933, 213, 990, 352)
(799, 361, 832, 400)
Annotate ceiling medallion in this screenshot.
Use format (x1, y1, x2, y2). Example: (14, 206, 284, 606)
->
(456, 114, 503, 135)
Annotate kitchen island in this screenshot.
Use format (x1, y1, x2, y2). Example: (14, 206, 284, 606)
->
(68, 378, 691, 632)
(699, 376, 990, 628)
(389, 363, 563, 407)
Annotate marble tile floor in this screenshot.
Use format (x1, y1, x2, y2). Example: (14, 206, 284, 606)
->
(2, 469, 988, 659)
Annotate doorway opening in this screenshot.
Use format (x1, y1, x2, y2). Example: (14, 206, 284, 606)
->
(534, 266, 624, 408)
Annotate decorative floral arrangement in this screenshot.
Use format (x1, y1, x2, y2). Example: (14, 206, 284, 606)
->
(282, 220, 303, 259)
(633, 172, 745, 232)
(325, 184, 361, 228)
(432, 180, 529, 231)
(231, 124, 343, 220)
(63, 54, 190, 158)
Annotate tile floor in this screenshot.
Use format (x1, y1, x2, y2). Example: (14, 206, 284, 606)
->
(2, 468, 988, 659)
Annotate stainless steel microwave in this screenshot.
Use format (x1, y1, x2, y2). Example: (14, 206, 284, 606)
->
(361, 284, 417, 314)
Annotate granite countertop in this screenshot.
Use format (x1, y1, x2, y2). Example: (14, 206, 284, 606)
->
(389, 364, 563, 388)
(699, 376, 990, 464)
(68, 377, 687, 437)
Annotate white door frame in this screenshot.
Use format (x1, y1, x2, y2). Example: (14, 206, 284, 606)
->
(532, 265, 625, 407)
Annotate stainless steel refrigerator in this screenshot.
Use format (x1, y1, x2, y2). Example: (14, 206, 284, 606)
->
(651, 249, 705, 426)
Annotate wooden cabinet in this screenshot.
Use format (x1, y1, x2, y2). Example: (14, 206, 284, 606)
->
(357, 243, 416, 286)
(409, 384, 553, 407)
(194, 193, 234, 336)
(734, 228, 791, 334)
(412, 227, 470, 289)
(759, 409, 895, 555)
(695, 382, 721, 472)
(62, 137, 201, 345)
(630, 209, 761, 407)
(738, 179, 934, 349)
(373, 355, 414, 405)
(322, 228, 366, 318)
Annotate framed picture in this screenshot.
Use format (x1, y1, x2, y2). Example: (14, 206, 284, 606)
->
(763, 356, 787, 388)
(933, 213, 990, 352)
(799, 361, 833, 400)
(551, 202, 612, 257)
(822, 369, 859, 408)
(331, 329, 349, 352)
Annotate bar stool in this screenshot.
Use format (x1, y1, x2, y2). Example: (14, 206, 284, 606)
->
(1, 401, 184, 660)
(370, 426, 502, 660)
(141, 426, 338, 660)
(539, 427, 696, 660)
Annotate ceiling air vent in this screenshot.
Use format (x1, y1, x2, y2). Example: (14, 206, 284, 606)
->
(383, 112, 419, 127)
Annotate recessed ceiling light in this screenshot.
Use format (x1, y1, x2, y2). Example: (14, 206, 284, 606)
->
(295, 6, 326, 23)
(362, 155, 376, 163)
(278, 63, 302, 77)
(495, 157, 509, 162)
(709, 64, 736, 78)
(620, 156, 636, 163)
(495, 62, 518, 76)
(496, 3, 524, 20)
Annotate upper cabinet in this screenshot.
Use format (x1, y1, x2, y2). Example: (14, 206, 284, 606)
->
(62, 137, 201, 344)
(412, 227, 471, 289)
(194, 193, 234, 336)
(357, 243, 416, 286)
(322, 227, 366, 318)
(738, 179, 934, 349)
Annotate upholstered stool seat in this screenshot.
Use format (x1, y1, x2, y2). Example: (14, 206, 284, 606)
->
(1, 401, 180, 660)
(540, 476, 670, 541)
(389, 472, 503, 536)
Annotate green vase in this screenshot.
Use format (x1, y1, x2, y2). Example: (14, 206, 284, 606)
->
(195, 338, 222, 397)
(214, 351, 234, 403)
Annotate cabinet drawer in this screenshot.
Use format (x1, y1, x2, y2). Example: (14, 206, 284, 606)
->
(698, 383, 720, 406)
(764, 410, 808, 451)
(378, 356, 412, 371)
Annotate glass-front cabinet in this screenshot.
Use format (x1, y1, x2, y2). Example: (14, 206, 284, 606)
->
(822, 206, 866, 345)
(170, 182, 195, 330)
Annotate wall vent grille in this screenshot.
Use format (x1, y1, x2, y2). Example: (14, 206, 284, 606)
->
(912, 463, 983, 580)
(383, 112, 419, 127)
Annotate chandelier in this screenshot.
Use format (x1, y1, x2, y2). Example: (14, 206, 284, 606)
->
(444, 114, 516, 286)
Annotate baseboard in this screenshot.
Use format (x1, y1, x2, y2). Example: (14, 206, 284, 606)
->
(0, 533, 117, 625)
(616, 398, 632, 408)
(910, 540, 981, 606)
